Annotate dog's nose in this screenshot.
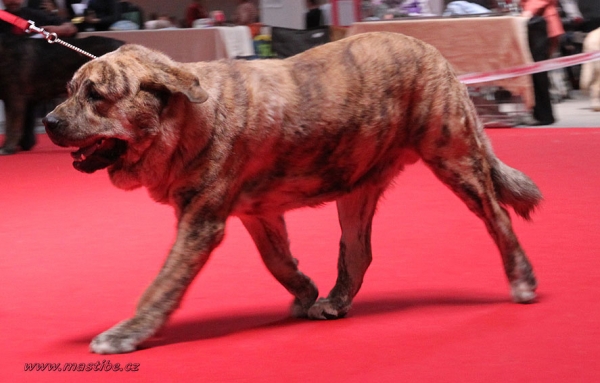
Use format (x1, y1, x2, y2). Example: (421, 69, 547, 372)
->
(42, 114, 69, 146)
(42, 114, 61, 133)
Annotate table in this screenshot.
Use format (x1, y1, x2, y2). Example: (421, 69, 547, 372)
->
(347, 16, 535, 108)
(79, 26, 255, 63)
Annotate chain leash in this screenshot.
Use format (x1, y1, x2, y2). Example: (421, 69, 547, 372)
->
(26, 21, 97, 60)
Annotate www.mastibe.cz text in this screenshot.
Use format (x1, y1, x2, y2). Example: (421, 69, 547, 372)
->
(24, 360, 140, 372)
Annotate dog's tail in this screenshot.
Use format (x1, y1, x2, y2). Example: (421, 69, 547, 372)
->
(480, 132, 543, 220)
(490, 159, 542, 220)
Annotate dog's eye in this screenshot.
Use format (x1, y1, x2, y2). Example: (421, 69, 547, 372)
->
(88, 88, 105, 102)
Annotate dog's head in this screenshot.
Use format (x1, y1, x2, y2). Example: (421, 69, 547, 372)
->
(43, 44, 209, 185)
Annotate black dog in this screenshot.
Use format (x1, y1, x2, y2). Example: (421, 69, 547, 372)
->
(0, 35, 123, 155)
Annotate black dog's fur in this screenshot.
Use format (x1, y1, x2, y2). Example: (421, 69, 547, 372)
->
(0, 35, 123, 154)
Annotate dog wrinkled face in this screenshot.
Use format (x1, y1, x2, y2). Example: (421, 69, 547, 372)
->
(43, 45, 208, 178)
(44, 56, 150, 175)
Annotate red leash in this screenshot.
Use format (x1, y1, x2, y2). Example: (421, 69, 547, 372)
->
(0, 9, 97, 59)
(0, 9, 30, 31)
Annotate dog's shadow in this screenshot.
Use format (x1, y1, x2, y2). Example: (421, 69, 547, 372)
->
(64, 290, 518, 351)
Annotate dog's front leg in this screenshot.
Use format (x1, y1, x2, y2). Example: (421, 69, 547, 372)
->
(89, 216, 226, 354)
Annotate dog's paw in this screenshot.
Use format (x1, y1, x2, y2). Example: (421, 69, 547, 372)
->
(290, 295, 318, 318)
(90, 333, 137, 354)
(511, 281, 537, 303)
(291, 298, 310, 318)
(510, 272, 538, 303)
(89, 319, 150, 354)
(290, 285, 320, 318)
(307, 298, 349, 320)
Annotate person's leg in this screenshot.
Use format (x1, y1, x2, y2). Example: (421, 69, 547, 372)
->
(528, 18, 556, 125)
(19, 101, 38, 151)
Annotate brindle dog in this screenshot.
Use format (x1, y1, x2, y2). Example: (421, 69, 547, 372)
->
(0, 35, 123, 154)
(43, 32, 542, 354)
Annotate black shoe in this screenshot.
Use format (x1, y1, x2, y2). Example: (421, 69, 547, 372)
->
(536, 119, 555, 126)
(19, 132, 37, 151)
(519, 115, 542, 126)
(0, 146, 17, 155)
(519, 115, 555, 126)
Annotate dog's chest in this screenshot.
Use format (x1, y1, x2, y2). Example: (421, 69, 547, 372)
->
(231, 174, 343, 216)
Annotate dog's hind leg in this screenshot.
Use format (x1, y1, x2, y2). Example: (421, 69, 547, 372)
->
(421, 127, 537, 303)
(308, 185, 383, 319)
(241, 214, 319, 317)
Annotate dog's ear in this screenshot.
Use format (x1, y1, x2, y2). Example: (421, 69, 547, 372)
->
(119, 44, 209, 103)
(141, 64, 209, 104)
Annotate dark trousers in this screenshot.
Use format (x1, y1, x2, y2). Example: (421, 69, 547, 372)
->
(20, 102, 37, 150)
(528, 17, 555, 124)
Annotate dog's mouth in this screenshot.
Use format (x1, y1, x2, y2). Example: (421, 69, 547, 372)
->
(70, 138, 128, 174)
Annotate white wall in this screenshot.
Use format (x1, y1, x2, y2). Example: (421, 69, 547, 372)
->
(258, 0, 446, 29)
(4, 1, 446, 23)
(261, 0, 306, 30)
(431, 0, 444, 15)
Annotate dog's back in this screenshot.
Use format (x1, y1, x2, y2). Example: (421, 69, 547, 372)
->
(175, 33, 540, 217)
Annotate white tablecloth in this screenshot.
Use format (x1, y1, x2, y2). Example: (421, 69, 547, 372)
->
(79, 26, 255, 63)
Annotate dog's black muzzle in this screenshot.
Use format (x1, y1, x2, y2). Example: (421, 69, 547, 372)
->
(43, 113, 72, 147)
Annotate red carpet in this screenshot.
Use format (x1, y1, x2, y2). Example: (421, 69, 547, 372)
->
(1, 129, 599, 382)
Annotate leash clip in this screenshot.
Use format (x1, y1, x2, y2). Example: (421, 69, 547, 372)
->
(25, 20, 45, 36)
(25, 20, 97, 59)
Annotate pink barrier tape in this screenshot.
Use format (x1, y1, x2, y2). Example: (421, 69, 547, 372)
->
(458, 50, 600, 84)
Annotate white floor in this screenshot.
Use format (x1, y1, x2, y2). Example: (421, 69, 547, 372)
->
(542, 91, 600, 128)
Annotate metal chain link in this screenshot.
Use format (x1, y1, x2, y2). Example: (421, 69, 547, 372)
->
(26, 21, 97, 60)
